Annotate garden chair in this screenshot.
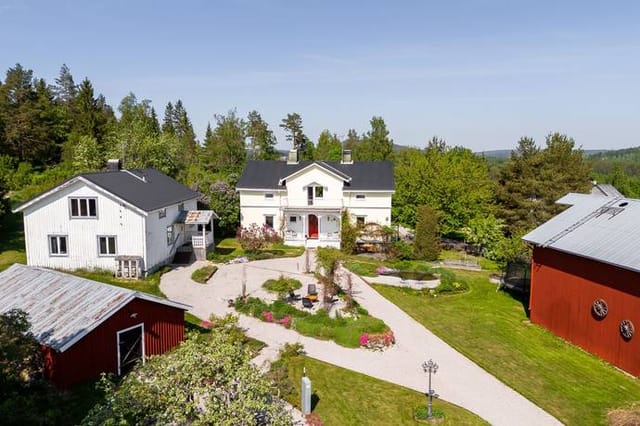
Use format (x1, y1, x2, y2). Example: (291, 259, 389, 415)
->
(287, 290, 301, 302)
(302, 297, 314, 309)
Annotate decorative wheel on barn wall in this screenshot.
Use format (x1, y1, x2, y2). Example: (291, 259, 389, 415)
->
(620, 320, 635, 340)
(592, 299, 608, 319)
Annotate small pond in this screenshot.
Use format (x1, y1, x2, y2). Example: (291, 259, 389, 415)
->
(383, 271, 437, 281)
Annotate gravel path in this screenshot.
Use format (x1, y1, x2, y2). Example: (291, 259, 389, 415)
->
(161, 253, 561, 426)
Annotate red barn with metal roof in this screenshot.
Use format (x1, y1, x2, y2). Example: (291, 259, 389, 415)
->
(0, 264, 189, 389)
(524, 191, 640, 376)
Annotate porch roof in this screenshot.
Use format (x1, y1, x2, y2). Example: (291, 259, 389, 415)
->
(284, 207, 342, 214)
(175, 210, 218, 225)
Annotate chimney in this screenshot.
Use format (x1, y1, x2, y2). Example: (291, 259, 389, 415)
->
(107, 159, 121, 172)
(341, 149, 353, 164)
(287, 149, 299, 164)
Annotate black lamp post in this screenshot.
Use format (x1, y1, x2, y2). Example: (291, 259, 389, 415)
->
(422, 359, 439, 419)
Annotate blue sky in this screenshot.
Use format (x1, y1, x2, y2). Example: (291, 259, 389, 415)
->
(1, 0, 639, 151)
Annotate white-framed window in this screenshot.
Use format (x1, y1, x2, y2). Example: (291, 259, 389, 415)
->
(49, 235, 68, 256)
(265, 193, 274, 199)
(265, 215, 274, 228)
(69, 197, 97, 218)
(355, 194, 366, 200)
(314, 186, 324, 198)
(289, 216, 297, 223)
(158, 208, 166, 219)
(166, 225, 174, 245)
(98, 236, 117, 256)
(356, 216, 366, 226)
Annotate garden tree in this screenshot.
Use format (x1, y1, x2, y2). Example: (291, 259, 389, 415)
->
(413, 205, 440, 260)
(161, 101, 175, 136)
(496, 133, 591, 235)
(247, 110, 278, 160)
(315, 130, 342, 161)
(340, 210, 357, 254)
(166, 100, 198, 167)
(393, 140, 495, 235)
(461, 214, 505, 255)
(279, 112, 313, 159)
(82, 325, 291, 425)
(355, 116, 393, 161)
(315, 247, 342, 308)
(202, 110, 247, 174)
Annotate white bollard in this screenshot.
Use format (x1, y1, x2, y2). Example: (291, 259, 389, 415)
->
(301, 376, 312, 415)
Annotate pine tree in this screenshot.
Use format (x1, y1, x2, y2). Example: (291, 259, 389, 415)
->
(280, 112, 312, 159)
(162, 102, 175, 136)
(246, 110, 278, 160)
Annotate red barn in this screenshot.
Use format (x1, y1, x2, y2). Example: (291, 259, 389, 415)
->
(523, 191, 640, 376)
(0, 264, 189, 389)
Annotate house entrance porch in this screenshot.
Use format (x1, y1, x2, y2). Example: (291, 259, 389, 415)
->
(283, 208, 341, 248)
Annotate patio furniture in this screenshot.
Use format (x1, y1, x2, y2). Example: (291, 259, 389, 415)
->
(302, 297, 314, 309)
(308, 283, 318, 296)
(286, 290, 301, 302)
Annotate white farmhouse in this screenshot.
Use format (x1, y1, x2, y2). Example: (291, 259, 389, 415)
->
(237, 150, 394, 248)
(13, 160, 216, 278)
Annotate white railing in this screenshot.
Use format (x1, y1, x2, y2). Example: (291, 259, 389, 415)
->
(280, 197, 344, 209)
(192, 232, 213, 248)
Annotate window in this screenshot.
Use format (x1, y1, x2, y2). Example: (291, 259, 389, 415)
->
(178, 203, 185, 212)
(355, 194, 366, 200)
(289, 216, 297, 223)
(98, 236, 116, 256)
(49, 235, 68, 256)
(356, 216, 365, 226)
(70, 197, 97, 218)
(314, 186, 324, 198)
(265, 215, 274, 228)
(166, 225, 174, 245)
(265, 193, 274, 199)
(158, 208, 166, 219)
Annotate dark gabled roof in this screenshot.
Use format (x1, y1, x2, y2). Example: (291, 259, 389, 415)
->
(15, 168, 199, 213)
(237, 160, 395, 191)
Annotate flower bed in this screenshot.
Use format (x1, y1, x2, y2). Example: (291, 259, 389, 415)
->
(235, 297, 389, 348)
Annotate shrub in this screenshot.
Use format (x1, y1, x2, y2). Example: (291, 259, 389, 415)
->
(433, 269, 469, 294)
(263, 275, 303, 298)
(340, 210, 357, 254)
(390, 240, 414, 260)
(414, 205, 440, 261)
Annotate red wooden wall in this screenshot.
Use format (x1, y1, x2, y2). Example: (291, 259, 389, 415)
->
(43, 298, 185, 389)
(530, 247, 640, 376)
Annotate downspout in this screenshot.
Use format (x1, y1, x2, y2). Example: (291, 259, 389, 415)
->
(142, 213, 148, 276)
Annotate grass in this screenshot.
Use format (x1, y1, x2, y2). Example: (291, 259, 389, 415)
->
(278, 354, 487, 425)
(71, 267, 169, 297)
(0, 210, 26, 271)
(191, 264, 218, 283)
(263, 275, 303, 297)
(208, 237, 304, 262)
(235, 297, 388, 348)
(372, 270, 640, 425)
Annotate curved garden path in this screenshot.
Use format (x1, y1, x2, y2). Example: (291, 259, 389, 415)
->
(160, 253, 561, 426)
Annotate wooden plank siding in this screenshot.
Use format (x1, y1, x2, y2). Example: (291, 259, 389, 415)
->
(530, 247, 640, 376)
(43, 298, 185, 389)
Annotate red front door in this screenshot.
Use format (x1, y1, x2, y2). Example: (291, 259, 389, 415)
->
(308, 215, 318, 238)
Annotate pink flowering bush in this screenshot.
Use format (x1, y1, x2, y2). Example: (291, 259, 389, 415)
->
(360, 330, 395, 350)
(200, 320, 213, 329)
(278, 315, 292, 328)
(262, 311, 274, 322)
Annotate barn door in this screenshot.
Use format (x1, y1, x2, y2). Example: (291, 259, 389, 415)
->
(117, 324, 144, 375)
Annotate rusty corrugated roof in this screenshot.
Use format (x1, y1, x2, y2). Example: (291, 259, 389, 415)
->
(0, 264, 190, 352)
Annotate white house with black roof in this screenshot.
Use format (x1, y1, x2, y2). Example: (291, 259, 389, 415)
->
(237, 150, 394, 248)
(13, 160, 216, 277)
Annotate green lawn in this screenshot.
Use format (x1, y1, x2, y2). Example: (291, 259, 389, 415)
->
(0, 210, 26, 271)
(372, 271, 640, 425)
(280, 355, 487, 425)
(209, 237, 305, 262)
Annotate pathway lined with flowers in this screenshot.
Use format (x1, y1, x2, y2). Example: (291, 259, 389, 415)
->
(160, 253, 560, 426)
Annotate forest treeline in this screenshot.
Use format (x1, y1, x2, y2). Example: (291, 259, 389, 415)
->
(0, 63, 634, 264)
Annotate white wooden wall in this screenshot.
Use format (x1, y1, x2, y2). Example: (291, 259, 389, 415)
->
(145, 198, 197, 269)
(23, 181, 145, 271)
